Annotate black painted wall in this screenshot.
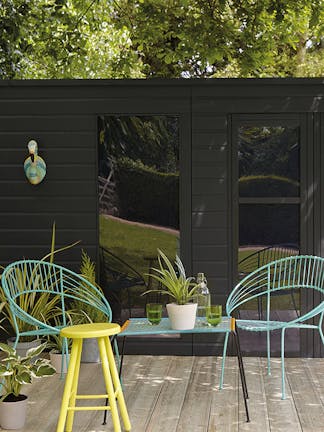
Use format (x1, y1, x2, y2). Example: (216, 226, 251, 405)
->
(0, 79, 323, 356)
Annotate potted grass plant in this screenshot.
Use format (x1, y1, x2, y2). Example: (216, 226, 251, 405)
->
(69, 250, 108, 363)
(0, 342, 55, 430)
(46, 313, 73, 374)
(0, 222, 79, 356)
(142, 249, 199, 330)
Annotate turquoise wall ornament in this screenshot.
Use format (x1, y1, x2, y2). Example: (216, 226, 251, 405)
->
(24, 140, 46, 185)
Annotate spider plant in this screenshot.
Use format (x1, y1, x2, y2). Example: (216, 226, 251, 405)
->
(142, 249, 199, 305)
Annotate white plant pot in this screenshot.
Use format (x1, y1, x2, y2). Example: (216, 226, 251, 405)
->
(49, 351, 69, 374)
(0, 395, 28, 429)
(7, 338, 41, 358)
(166, 303, 197, 330)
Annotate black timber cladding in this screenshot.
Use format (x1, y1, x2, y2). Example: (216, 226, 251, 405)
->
(0, 79, 323, 356)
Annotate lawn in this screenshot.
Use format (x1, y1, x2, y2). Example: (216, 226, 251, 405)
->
(99, 215, 178, 307)
(99, 216, 298, 310)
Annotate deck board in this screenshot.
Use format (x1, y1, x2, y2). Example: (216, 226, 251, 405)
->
(5, 355, 324, 432)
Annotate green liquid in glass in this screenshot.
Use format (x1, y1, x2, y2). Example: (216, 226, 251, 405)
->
(147, 310, 162, 325)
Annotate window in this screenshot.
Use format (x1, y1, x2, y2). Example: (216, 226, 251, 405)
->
(98, 115, 179, 320)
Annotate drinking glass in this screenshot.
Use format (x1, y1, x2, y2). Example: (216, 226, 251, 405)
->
(206, 305, 222, 326)
(146, 303, 162, 325)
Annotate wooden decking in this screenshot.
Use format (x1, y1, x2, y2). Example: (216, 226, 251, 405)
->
(11, 355, 324, 432)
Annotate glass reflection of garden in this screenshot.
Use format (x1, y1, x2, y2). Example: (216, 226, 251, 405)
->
(98, 116, 179, 315)
(238, 125, 299, 249)
(238, 125, 300, 314)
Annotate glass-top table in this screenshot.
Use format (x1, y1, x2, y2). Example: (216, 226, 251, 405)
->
(115, 315, 250, 422)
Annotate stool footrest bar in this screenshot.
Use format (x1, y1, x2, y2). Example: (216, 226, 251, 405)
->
(67, 406, 112, 412)
(76, 394, 108, 400)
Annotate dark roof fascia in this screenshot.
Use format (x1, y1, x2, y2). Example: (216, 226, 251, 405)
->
(0, 78, 323, 88)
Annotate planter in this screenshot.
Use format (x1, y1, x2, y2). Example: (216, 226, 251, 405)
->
(49, 351, 69, 374)
(0, 395, 28, 429)
(7, 338, 42, 358)
(166, 303, 197, 330)
(81, 338, 100, 363)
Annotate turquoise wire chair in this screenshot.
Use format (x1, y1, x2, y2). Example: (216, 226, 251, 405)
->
(220, 255, 324, 399)
(1, 260, 118, 375)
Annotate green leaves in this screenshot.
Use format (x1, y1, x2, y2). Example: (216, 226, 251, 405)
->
(0, 0, 323, 79)
(0, 341, 56, 400)
(142, 249, 198, 305)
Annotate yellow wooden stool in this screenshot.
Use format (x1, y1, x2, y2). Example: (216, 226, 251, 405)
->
(56, 323, 131, 432)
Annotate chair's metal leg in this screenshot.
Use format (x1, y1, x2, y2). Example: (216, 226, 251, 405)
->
(118, 336, 127, 378)
(233, 327, 249, 400)
(281, 328, 286, 400)
(267, 330, 271, 375)
(102, 336, 127, 425)
(232, 328, 250, 422)
(219, 332, 229, 390)
(319, 324, 324, 345)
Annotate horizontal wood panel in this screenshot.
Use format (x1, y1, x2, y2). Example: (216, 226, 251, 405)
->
(192, 245, 228, 260)
(0, 229, 96, 245)
(192, 133, 228, 150)
(0, 115, 95, 132)
(192, 179, 227, 195)
(0, 82, 191, 98)
(192, 115, 228, 131)
(192, 81, 324, 97)
(0, 197, 97, 212)
(192, 212, 227, 228)
(1, 148, 96, 164)
(1, 165, 95, 181)
(192, 96, 324, 113)
(0, 181, 96, 196)
(0, 244, 95, 263)
(0, 97, 190, 115)
(192, 228, 227, 245)
(192, 195, 227, 212)
(192, 163, 226, 179)
(0, 132, 94, 148)
(0, 213, 96, 229)
(206, 278, 228, 295)
(192, 148, 226, 163)
(192, 260, 228, 278)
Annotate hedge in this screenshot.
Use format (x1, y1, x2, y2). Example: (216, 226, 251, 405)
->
(239, 175, 299, 197)
(115, 157, 179, 229)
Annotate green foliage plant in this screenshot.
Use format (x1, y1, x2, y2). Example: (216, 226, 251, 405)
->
(0, 342, 56, 402)
(142, 249, 198, 306)
(69, 250, 107, 324)
(45, 313, 73, 354)
(0, 222, 80, 341)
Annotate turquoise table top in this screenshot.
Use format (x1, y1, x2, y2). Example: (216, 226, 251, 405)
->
(118, 317, 232, 337)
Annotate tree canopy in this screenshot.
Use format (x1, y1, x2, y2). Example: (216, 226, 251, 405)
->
(1, 0, 323, 79)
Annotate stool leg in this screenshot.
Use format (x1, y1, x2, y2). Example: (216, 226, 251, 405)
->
(65, 338, 83, 432)
(56, 339, 82, 432)
(105, 336, 131, 431)
(98, 337, 122, 432)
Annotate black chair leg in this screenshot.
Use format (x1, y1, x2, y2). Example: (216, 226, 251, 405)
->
(232, 327, 250, 422)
